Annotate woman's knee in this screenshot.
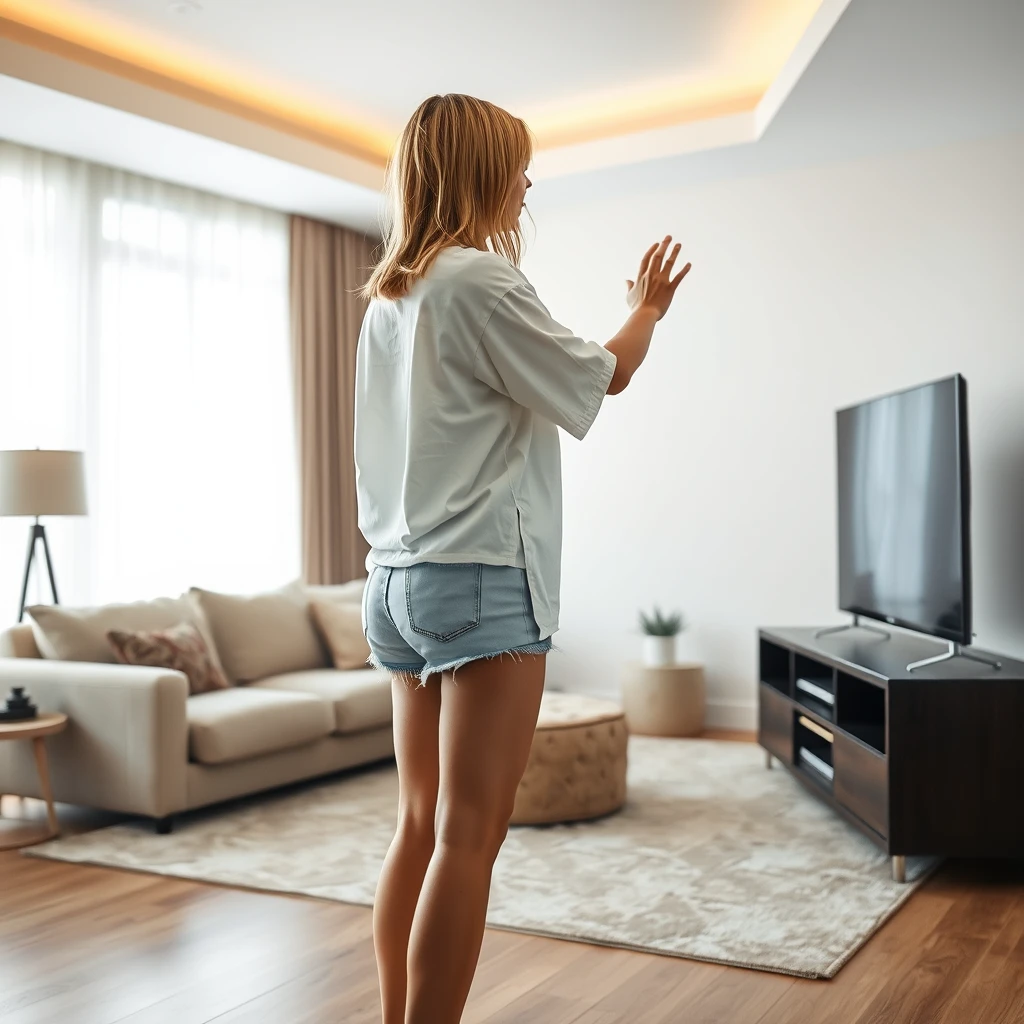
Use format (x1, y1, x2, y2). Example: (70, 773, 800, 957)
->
(396, 802, 437, 855)
(435, 797, 513, 859)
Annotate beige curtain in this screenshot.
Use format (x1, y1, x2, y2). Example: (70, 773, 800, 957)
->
(289, 216, 378, 584)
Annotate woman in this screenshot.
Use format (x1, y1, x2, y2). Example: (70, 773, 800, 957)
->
(355, 94, 689, 1024)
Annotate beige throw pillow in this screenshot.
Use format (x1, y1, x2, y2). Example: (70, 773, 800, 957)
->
(27, 596, 213, 664)
(190, 580, 328, 684)
(309, 599, 371, 670)
(107, 621, 230, 696)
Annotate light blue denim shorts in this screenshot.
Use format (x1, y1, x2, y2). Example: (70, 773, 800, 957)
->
(362, 562, 552, 684)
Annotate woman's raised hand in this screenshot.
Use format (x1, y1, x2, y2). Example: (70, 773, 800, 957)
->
(625, 236, 691, 320)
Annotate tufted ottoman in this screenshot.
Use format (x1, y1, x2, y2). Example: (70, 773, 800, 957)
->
(511, 692, 628, 825)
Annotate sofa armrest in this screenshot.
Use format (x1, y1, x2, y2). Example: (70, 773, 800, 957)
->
(0, 659, 189, 818)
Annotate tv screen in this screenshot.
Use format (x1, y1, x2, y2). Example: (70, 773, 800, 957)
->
(836, 375, 971, 645)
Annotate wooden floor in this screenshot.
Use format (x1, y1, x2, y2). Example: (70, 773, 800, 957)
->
(3, 748, 1024, 1024)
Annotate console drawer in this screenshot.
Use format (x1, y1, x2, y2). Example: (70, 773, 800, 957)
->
(834, 733, 888, 837)
(759, 683, 792, 764)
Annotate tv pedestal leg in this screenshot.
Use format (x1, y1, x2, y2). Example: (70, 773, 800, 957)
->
(765, 751, 773, 770)
(816, 615, 890, 641)
(892, 856, 906, 883)
(907, 641, 1002, 672)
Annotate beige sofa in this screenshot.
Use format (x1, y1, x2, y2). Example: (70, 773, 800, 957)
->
(0, 579, 394, 832)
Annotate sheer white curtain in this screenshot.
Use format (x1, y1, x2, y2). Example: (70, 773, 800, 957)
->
(0, 141, 299, 623)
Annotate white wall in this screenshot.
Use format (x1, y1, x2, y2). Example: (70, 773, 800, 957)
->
(523, 132, 1024, 728)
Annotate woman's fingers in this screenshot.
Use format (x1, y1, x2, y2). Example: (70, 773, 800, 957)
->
(649, 235, 671, 276)
(637, 242, 659, 281)
(664, 243, 681, 270)
(670, 262, 692, 288)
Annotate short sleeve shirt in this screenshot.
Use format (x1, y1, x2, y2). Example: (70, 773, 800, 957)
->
(354, 246, 616, 638)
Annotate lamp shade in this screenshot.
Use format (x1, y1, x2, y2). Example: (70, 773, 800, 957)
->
(0, 450, 88, 517)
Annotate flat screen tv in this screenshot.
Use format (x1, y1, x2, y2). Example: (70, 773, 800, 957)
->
(836, 374, 971, 645)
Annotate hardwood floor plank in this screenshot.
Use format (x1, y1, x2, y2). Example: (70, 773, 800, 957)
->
(937, 895, 1024, 1024)
(854, 884, 1018, 1024)
(462, 934, 590, 1022)
(753, 888, 956, 1024)
(3, 845, 1023, 1023)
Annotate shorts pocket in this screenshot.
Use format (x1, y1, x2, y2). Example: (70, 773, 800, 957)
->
(405, 563, 482, 642)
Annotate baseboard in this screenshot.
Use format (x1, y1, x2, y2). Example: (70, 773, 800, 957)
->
(704, 699, 757, 732)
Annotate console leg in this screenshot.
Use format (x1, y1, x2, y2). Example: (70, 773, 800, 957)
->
(765, 751, 774, 770)
(155, 816, 174, 835)
(891, 856, 906, 883)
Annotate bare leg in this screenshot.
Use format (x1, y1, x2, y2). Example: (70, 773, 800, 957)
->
(405, 653, 546, 1024)
(374, 673, 442, 1024)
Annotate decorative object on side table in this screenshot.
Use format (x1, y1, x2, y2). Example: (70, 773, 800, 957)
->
(0, 685, 38, 721)
(0, 711, 69, 849)
(0, 449, 89, 621)
(638, 605, 685, 667)
(622, 661, 706, 737)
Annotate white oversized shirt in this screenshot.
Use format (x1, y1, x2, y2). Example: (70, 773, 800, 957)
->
(354, 246, 617, 638)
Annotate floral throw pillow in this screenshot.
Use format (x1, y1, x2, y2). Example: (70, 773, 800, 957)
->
(107, 621, 230, 696)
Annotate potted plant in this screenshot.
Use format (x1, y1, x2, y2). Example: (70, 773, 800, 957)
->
(639, 606, 684, 667)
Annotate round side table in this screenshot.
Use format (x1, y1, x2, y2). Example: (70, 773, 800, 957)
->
(0, 712, 68, 850)
(621, 662, 705, 737)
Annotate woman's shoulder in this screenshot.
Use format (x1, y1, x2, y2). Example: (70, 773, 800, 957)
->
(431, 247, 528, 298)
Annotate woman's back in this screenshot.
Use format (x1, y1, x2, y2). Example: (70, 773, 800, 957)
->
(355, 244, 616, 638)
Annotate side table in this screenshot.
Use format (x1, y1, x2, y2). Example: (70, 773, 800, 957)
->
(0, 712, 68, 850)
(622, 662, 705, 737)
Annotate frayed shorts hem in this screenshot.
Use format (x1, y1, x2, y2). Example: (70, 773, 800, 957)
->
(367, 638, 553, 687)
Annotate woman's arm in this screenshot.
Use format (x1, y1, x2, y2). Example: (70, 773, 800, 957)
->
(605, 236, 690, 396)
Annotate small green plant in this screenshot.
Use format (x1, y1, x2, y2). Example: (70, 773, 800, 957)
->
(639, 606, 685, 636)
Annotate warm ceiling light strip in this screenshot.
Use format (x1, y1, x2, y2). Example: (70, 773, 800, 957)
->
(0, 2, 392, 165)
(529, 88, 766, 151)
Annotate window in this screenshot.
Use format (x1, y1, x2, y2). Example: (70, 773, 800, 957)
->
(0, 142, 299, 622)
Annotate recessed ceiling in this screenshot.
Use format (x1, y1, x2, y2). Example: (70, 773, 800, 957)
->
(0, 0, 852, 178)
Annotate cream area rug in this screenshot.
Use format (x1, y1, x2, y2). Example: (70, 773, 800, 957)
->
(25, 737, 933, 979)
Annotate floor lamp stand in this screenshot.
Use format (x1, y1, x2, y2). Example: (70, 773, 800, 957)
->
(18, 517, 59, 622)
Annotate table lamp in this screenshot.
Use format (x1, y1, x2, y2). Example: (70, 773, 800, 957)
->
(0, 449, 88, 621)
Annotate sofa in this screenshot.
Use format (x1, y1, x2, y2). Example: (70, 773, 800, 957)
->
(0, 578, 394, 832)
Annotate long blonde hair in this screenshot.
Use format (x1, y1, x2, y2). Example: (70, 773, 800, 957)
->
(363, 94, 533, 301)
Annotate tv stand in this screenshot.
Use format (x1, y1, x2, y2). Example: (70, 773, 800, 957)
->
(815, 615, 890, 641)
(758, 627, 1024, 882)
(906, 640, 1002, 672)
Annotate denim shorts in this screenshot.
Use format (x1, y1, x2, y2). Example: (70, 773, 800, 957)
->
(362, 562, 552, 684)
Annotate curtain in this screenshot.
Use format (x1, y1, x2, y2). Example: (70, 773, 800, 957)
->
(0, 141, 300, 624)
(289, 216, 376, 584)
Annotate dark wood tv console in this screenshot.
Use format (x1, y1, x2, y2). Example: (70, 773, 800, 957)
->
(757, 626, 1024, 881)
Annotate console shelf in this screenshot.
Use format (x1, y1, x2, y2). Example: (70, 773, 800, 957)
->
(757, 626, 1024, 882)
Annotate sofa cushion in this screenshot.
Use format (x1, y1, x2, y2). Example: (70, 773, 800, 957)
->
(27, 595, 212, 664)
(251, 668, 392, 735)
(190, 580, 328, 685)
(304, 579, 365, 605)
(187, 687, 333, 765)
(309, 599, 371, 671)
(108, 621, 230, 696)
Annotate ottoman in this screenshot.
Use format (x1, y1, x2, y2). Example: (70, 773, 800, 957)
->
(511, 692, 628, 825)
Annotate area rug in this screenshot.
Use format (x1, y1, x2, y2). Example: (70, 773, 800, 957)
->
(24, 737, 933, 978)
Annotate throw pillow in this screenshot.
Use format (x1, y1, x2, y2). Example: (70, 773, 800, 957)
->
(309, 599, 371, 671)
(107, 621, 230, 696)
(189, 580, 329, 685)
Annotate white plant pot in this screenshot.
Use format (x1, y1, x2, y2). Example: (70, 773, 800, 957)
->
(642, 634, 677, 668)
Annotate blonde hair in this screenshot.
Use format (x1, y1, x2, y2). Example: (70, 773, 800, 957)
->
(363, 94, 533, 301)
